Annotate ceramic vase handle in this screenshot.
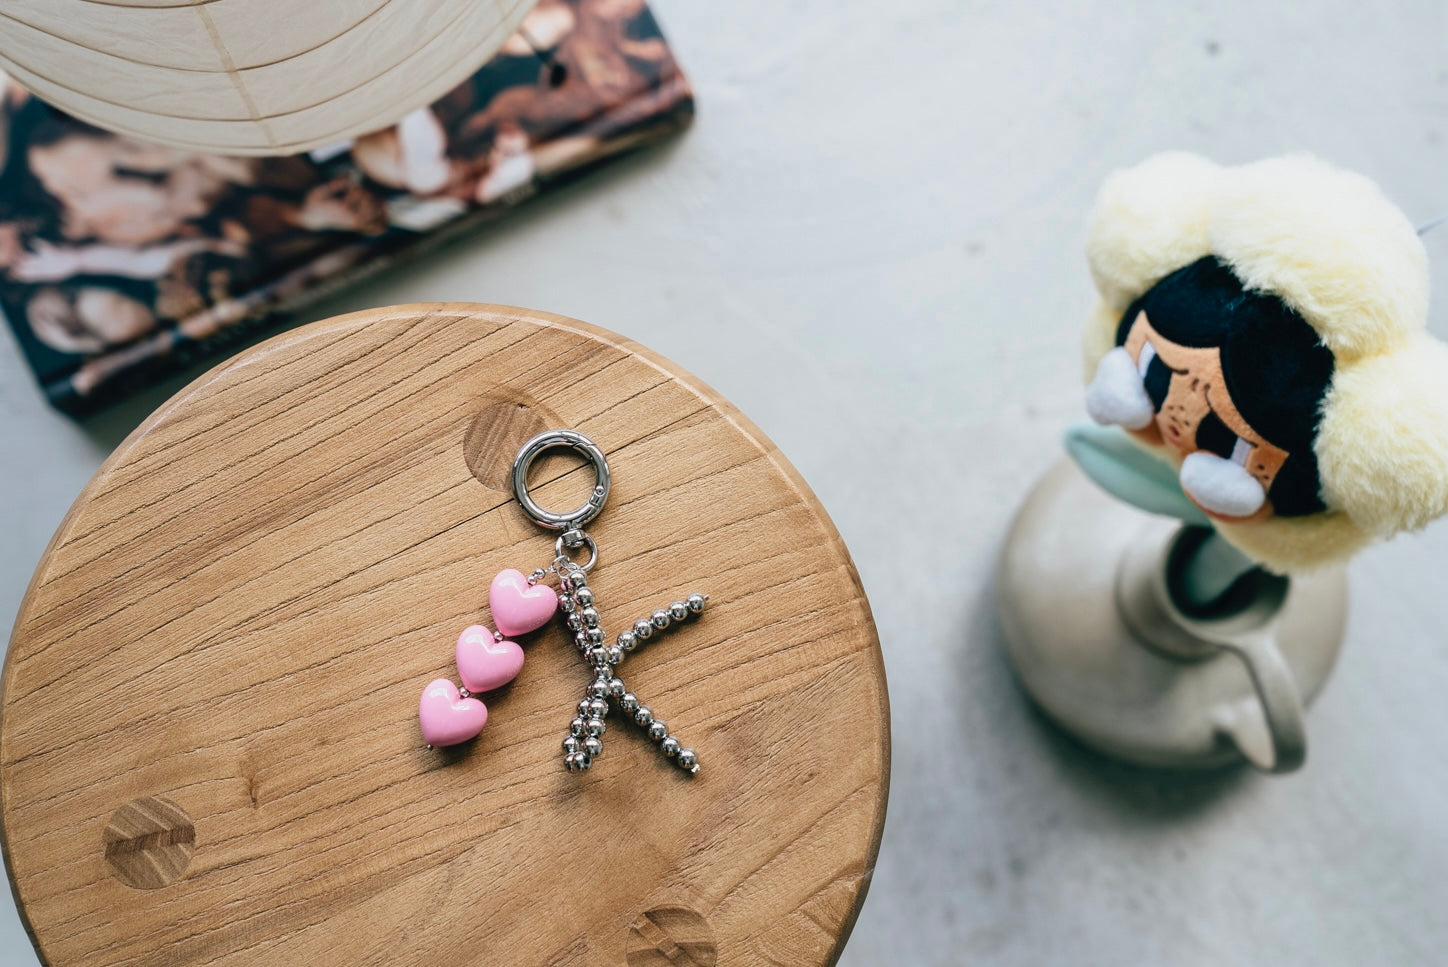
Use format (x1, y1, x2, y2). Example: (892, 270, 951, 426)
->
(1116, 520, 1317, 774)
(1203, 629, 1307, 773)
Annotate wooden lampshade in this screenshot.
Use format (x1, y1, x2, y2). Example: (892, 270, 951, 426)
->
(0, 0, 538, 156)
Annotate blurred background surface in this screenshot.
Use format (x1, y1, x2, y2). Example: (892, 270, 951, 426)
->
(3, 1, 1447, 964)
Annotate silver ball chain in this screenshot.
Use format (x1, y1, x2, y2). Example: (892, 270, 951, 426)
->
(511, 430, 709, 776)
(548, 550, 706, 775)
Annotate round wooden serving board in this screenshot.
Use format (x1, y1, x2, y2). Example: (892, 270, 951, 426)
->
(2, 305, 889, 967)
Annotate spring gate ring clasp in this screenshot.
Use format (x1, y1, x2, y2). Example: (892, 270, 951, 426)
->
(511, 429, 610, 571)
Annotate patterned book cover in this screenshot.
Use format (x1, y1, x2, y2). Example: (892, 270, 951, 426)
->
(0, 0, 693, 415)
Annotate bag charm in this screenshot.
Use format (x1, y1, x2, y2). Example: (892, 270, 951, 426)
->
(417, 429, 706, 775)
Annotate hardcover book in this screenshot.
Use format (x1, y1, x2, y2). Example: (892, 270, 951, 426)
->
(0, 0, 693, 415)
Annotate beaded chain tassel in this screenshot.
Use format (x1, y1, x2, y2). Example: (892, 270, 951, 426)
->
(554, 562, 706, 774)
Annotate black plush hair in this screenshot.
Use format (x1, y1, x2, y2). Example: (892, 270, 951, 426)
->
(1115, 256, 1335, 517)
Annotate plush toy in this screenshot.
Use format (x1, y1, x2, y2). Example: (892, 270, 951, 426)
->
(1081, 152, 1448, 573)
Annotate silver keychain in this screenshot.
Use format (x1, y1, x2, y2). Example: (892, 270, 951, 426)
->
(512, 430, 707, 775)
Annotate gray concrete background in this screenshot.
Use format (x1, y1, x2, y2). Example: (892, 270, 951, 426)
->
(3, 1, 1448, 964)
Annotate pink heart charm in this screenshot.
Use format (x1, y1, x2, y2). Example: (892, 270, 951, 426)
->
(418, 679, 488, 747)
(490, 568, 559, 637)
(455, 624, 525, 693)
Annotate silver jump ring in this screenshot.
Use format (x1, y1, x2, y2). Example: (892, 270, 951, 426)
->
(511, 430, 610, 531)
(554, 531, 599, 572)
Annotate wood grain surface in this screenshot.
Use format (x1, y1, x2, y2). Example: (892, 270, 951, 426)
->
(1, 304, 889, 966)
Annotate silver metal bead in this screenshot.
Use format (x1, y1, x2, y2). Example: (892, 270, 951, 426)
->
(620, 692, 639, 712)
(605, 645, 624, 666)
(676, 749, 698, 771)
(575, 633, 591, 652)
(586, 627, 606, 644)
(563, 735, 581, 754)
(585, 717, 606, 737)
(577, 698, 594, 719)
(634, 705, 653, 726)
(565, 751, 592, 772)
(570, 717, 587, 737)
(608, 677, 626, 697)
(558, 594, 574, 613)
(686, 593, 706, 614)
(566, 612, 584, 632)
(575, 753, 591, 771)
(574, 587, 595, 608)
(647, 720, 668, 742)
(563, 753, 579, 771)
(651, 609, 671, 630)
(457, 687, 471, 699)
(588, 646, 610, 667)
(588, 698, 609, 719)
(581, 607, 600, 628)
(617, 630, 637, 652)
(669, 601, 689, 621)
(587, 679, 610, 700)
(633, 619, 654, 640)
(660, 736, 681, 757)
(582, 736, 603, 757)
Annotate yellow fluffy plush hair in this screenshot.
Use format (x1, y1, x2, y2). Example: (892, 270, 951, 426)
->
(1083, 152, 1448, 572)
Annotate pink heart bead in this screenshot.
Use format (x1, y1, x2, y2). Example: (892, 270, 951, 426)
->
(489, 568, 559, 637)
(455, 624, 525, 693)
(418, 678, 488, 747)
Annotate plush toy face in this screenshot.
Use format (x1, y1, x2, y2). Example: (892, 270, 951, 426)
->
(1118, 310, 1289, 522)
(1087, 256, 1334, 522)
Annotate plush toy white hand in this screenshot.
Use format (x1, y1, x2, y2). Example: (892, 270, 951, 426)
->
(1085, 346, 1154, 431)
(1179, 451, 1266, 518)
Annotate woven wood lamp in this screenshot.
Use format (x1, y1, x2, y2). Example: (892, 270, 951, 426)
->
(0, 0, 538, 155)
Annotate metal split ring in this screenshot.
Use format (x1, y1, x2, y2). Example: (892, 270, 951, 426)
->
(554, 529, 599, 572)
(511, 430, 611, 532)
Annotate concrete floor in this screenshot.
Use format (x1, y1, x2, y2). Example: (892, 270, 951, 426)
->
(4, 1, 1448, 964)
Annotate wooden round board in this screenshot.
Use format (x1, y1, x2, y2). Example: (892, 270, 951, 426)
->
(2, 304, 890, 967)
